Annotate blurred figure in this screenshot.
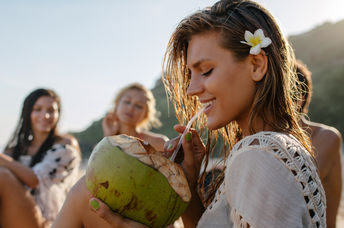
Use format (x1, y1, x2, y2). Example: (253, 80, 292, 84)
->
(102, 83, 167, 151)
(296, 60, 343, 228)
(53, 83, 169, 228)
(0, 88, 81, 228)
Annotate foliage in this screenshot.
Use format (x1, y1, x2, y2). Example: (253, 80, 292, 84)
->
(289, 19, 344, 137)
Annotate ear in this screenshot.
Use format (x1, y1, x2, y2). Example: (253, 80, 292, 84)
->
(249, 50, 268, 82)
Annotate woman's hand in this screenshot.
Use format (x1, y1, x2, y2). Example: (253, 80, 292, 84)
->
(165, 124, 205, 189)
(89, 198, 148, 228)
(102, 112, 120, 136)
(164, 124, 206, 227)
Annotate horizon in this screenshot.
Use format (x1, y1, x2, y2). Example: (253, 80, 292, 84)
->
(1, 0, 344, 148)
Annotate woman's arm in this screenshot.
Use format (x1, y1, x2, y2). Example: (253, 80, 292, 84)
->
(0, 153, 39, 188)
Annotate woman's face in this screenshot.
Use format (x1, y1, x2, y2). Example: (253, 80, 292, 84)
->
(116, 89, 148, 127)
(186, 32, 256, 130)
(31, 96, 59, 134)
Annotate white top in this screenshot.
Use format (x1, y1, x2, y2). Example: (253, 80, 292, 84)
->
(19, 144, 81, 224)
(197, 131, 326, 228)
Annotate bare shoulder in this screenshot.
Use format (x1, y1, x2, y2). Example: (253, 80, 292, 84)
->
(310, 122, 342, 145)
(55, 134, 80, 150)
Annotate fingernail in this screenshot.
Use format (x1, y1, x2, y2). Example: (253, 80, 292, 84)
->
(90, 199, 100, 211)
(185, 132, 192, 141)
(168, 143, 173, 150)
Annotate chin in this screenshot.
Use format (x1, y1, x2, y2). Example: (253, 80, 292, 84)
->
(206, 119, 225, 131)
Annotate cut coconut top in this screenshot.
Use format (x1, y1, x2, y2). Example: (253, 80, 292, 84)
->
(107, 134, 191, 202)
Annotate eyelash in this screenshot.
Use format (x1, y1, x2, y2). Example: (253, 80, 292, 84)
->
(202, 69, 213, 76)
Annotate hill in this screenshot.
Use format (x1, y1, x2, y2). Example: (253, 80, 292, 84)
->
(72, 19, 344, 159)
(289, 19, 344, 135)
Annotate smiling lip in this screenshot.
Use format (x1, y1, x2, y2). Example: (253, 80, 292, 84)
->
(124, 113, 133, 118)
(200, 99, 214, 115)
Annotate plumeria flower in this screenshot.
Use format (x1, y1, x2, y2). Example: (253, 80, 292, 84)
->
(240, 29, 272, 55)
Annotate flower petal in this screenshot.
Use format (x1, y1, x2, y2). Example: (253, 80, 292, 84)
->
(260, 37, 272, 48)
(254, 29, 264, 38)
(250, 45, 261, 55)
(244, 30, 254, 42)
(240, 41, 251, 46)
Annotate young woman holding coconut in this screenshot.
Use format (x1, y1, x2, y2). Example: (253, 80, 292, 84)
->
(68, 0, 327, 227)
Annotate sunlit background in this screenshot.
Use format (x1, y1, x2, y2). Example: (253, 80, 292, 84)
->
(1, 0, 344, 148)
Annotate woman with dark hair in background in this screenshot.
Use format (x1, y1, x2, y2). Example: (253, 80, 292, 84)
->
(0, 88, 81, 227)
(296, 60, 343, 228)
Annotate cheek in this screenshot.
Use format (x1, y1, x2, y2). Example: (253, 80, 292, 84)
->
(52, 113, 60, 123)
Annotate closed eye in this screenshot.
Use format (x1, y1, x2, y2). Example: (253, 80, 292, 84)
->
(202, 69, 213, 76)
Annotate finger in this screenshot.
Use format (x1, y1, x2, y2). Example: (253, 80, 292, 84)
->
(181, 131, 195, 168)
(173, 124, 186, 134)
(189, 129, 206, 161)
(163, 137, 181, 155)
(89, 198, 124, 228)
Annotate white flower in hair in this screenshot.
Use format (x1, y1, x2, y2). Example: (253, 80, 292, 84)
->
(240, 29, 272, 55)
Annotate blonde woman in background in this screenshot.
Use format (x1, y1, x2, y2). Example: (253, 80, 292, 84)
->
(53, 82, 169, 228)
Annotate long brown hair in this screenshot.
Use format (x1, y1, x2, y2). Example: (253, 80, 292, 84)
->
(5, 88, 61, 167)
(163, 0, 311, 205)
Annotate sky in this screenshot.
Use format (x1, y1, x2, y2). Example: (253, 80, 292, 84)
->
(1, 0, 344, 148)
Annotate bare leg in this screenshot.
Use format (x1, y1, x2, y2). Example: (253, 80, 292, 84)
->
(0, 167, 45, 228)
(53, 176, 112, 228)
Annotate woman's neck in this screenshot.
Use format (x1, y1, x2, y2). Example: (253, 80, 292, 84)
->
(239, 116, 273, 137)
(28, 131, 49, 155)
(118, 123, 139, 138)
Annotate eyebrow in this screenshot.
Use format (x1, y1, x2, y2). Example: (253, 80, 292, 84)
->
(188, 58, 212, 69)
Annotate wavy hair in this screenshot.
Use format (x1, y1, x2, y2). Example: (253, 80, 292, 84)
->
(163, 0, 311, 205)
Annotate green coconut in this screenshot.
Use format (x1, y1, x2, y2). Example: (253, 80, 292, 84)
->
(85, 135, 191, 228)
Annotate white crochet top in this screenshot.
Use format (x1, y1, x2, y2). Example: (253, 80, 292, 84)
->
(197, 131, 326, 228)
(19, 144, 81, 224)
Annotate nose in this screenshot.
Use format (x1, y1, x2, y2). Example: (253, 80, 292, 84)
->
(127, 103, 135, 112)
(187, 75, 203, 96)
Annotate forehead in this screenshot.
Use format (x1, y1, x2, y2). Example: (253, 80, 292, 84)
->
(187, 32, 233, 67)
(34, 96, 58, 107)
(121, 89, 147, 103)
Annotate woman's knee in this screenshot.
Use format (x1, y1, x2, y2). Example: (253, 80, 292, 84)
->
(0, 167, 17, 184)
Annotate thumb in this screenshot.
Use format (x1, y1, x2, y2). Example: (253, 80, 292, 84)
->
(89, 198, 123, 227)
(89, 198, 147, 228)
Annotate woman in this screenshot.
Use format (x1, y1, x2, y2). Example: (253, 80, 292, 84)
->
(296, 60, 342, 228)
(101, 83, 168, 151)
(53, 83, 168, 228)
(0, 88, 81, 228)
(82, 0, 326, 227)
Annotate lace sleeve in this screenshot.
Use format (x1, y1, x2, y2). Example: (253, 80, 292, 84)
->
(32, 144, 81, 222)
(33, 144, 81, 186)
(225, 147, 311, 227)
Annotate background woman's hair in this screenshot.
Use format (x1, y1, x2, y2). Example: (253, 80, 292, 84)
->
(5, 88, 61, 167)
(163, 0, 311, 205)
(113, 83, 162, 131)
(295, 59, 313, 114)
